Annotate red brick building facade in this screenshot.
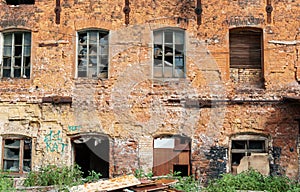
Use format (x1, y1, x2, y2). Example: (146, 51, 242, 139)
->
(0, 0, 300, 182)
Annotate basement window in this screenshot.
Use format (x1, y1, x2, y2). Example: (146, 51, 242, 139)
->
(230, 135, 267, 174)
(2, 137, 32, 174)
(0, 31, 31, 79)
(153, 28, 185, 78)
(5, 0, 34, 5)
(77, 30, 109, 79)
(229, 28, 264, 87)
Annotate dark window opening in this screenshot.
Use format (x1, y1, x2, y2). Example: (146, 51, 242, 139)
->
(5, 0, 34, 5)
(72, 136, 109, 178)
(231, 139, 266, 173)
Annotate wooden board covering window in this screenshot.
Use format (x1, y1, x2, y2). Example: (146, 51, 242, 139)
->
(230, 29, 262, 69)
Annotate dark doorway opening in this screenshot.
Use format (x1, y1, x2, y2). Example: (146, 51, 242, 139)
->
(72, 135, 109, 178)
(173, 164, 189, 176)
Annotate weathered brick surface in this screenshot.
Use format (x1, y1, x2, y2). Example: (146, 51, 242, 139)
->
(0, 0, 300, 181)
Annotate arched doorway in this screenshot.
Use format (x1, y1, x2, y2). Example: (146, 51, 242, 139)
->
(71, 134, 109, 178)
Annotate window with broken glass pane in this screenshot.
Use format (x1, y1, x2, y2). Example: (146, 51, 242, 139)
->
(77, 30, 109, 78)
(153, 29, 185, 78)
(2, 137, 32, 173)
(231, 139, 266, 165)
(1, 31, 31, 79)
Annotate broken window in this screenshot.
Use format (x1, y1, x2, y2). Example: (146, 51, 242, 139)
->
(77, 30, 109, 79)
(5, 0, 34, 5)
(72, 135, 109, 178)
(153, 29, 185, 78)
(2, 137, 32, 173)
(153, 136, 191, 176)
(230, 135, 268, 174)
(229, 28, 264, 87)
(0, 31, 31, 79)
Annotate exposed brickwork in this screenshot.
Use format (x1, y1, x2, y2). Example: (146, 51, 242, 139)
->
(0, 0, 300, 182)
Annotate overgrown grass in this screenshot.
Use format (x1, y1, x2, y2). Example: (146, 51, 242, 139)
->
(23, 164, 102, 190)
(204, 169, 300, 192)
(0, 172, 14, 191)
(171, 174, 199, 191)
(134, 170, 200, 192)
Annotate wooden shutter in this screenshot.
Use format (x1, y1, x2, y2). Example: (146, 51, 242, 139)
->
(230, 29, 262, 69)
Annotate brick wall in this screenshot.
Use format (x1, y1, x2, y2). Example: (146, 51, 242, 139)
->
(0, 0, 300, 180)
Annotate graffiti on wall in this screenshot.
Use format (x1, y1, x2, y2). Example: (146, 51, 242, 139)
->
(68, 125, 82, 131)
(44, 130, 67, 153)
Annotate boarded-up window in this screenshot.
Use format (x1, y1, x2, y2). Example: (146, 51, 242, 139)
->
(229, 28, 264, 87)
(230, 29, 262, 69)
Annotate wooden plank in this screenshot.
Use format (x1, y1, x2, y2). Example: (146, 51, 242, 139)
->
(178, 152, 189, 165)
(131, 183, 168, 192)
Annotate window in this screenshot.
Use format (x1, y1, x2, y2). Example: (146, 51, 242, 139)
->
(2, 137, 32, 173)
(5, 0, 34, 5)
(229, 28, 263, 86)
(230, 135, 268, 174)
(153, 29, 185, 78)
(77, 30, 109, 78)
(0, 31, 31, 79)
(230, 28, 262, 69)
(231, 140, 266, 165)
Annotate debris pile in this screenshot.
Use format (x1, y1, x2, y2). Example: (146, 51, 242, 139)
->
(69, 175, 182, 192)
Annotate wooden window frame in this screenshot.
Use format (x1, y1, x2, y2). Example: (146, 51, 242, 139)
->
(0, 31, 31, 79)
(153, 28, 185, 78)
(2, 136, 32, 175)
(76, 30, 109, 79)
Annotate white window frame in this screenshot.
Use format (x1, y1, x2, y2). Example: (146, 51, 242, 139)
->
(0, 31, 31, 79)
(76, 29, 109, 79)
(153, 28, 185, 79)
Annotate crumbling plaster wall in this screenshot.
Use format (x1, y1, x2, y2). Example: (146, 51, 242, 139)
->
(0, 0, 299, 179)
